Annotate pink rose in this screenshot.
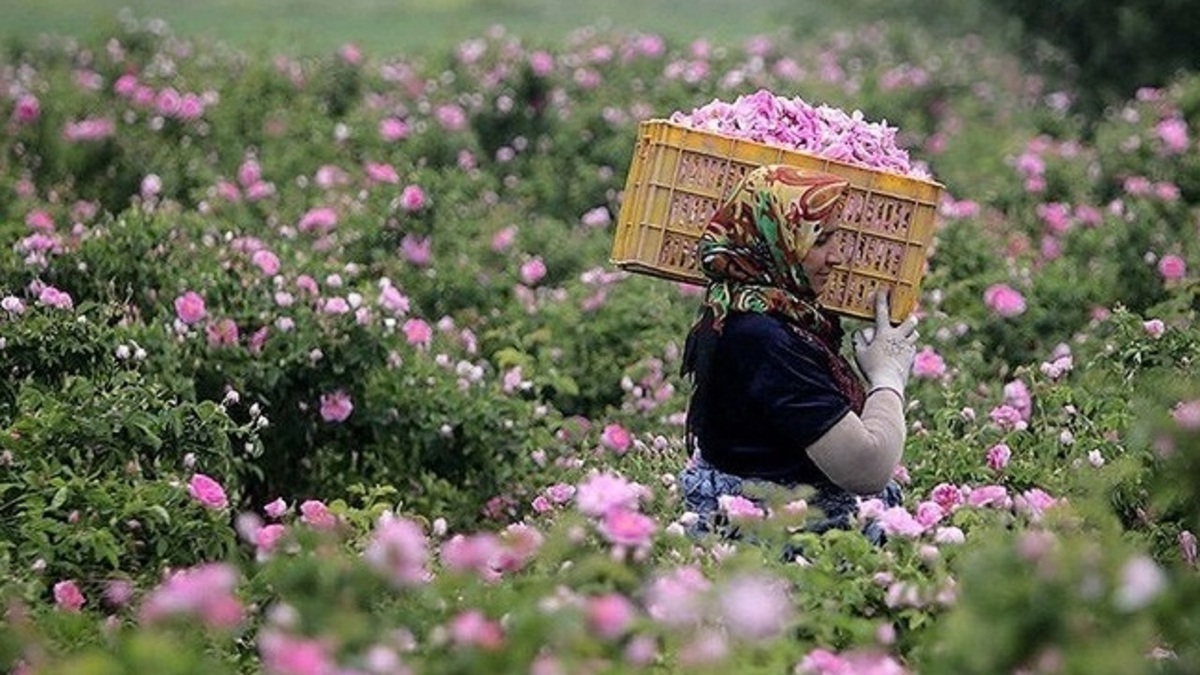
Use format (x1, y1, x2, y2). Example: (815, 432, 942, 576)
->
(491, 226, 517, 252)
(986, 443, 1011, 471)
(299, 499, 338, 529)
(364, 512, 429, 586)
(598, 508, 657, 548)
(263, 498, 289, 519)
(140, 563, 242, 629)
(586, 593, 637, 640)
(911, 346, 946, 379)
(379, 117, 409, 142)
(174, 289, 206, 324)
(297, 207, 338, 233)
(37, 286, 73, 310)
(914, 501, 945, 528)
(435, 104, 467, 132)
(519, 257, 547, 286)
(400, 234, 432, 266)
(876, 506, 924, 538)
(1171, 399, 1200, 430)
(251, 249, 280, 276)
(448, 610, 504, 650)
(988, 404, 1027, 431)
(718, 494, 765, 520)
(25, 210, 55, 232)
(966, 484, 1010, 509)
(575, 472, 643, 517)
(717, 574, 792, 641)
(399, 184, 426, 211)
(319, 390, 353, 423)
(53, 580, 85, 612)
(255, 524, 287, 555)
(600, 423, 633, 454)
(983, 283, 1027, 318)
(1158, 254, 1187, 282)
(364, 162, 399, 184)
(13, 95, 41, 124)
(402, 318, 433, 347)
(531, 495, 553, 513)
(188, 473, 229, 510)
(1014, 488, 1058, 521)
(205, 318, 239, 348)
(930, 482, 965, 513)
(1143, 319, 1165, 339)
(1155, 117, 1190, 154)
(259, 631, 335, 675)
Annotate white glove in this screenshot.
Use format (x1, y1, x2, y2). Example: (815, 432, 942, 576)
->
(852, 290, 919, 397)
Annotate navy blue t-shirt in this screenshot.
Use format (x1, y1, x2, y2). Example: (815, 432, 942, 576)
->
(694, 312, 852, 483)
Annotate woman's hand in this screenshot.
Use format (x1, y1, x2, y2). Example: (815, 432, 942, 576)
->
(852, 290, 918, 398)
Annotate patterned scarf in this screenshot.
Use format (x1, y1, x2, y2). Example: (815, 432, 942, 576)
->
(697, 163, 849, 346)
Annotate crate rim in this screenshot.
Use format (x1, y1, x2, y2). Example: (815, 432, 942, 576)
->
(637, 117, 947, 192)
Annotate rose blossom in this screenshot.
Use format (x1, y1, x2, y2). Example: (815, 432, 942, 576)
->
(12, 94, 41, 124)
(299, 500, 337, 529)
(519, 257, 547, 286)
(986, 443, 1011, 471)
(399, 184, 426, 211)
(586, 593, 637, 639)
(491, 226, 517, 252)
(1157, 254, 1187, 282)
(187, 473, 229, 510)
(448, 610, 504, 649)
(600, 423, 633, 453)
(402, 318, 433, 347)
(983, 283, 1027, 317)
(379, 117, 409, 141)
(575, 472, 644, 517)
(911, 346, 946, 379)
(264, 498, 289, 519)
(598, 508, 657, 548)
(718, 494, 765, 520)
(319, 390, 353, 423)
(140, 563, 242, 629)
(1171, 399, 1200, 429)
(174, 289, 206, 324)
(54, 580, 85, 612)
(717, 574, 793, 641)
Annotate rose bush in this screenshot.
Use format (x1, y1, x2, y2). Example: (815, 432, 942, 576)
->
(0, 9, 1198, 674)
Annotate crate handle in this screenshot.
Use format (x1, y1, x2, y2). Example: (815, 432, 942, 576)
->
(637, 135, 652, 158)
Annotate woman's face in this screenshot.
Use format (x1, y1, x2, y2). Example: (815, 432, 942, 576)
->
(799, 224, 845, 295)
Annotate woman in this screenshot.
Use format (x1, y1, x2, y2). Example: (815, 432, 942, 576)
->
(679, 163, 918, 546)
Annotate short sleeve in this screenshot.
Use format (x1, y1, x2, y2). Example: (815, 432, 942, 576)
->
(727, 315, 852, 450)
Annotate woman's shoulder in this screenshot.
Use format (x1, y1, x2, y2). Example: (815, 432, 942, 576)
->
(723, 312, 824, 353)
(723, 311, 789, 341)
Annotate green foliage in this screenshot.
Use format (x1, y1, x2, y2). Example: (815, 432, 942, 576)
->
(990, 0, 1200, 119)
(1, 9, 1199, 675)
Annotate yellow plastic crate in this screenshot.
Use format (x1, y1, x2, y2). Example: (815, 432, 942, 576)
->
(611, 119, 944, 322)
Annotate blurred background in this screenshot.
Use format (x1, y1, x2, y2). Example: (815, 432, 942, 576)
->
(6, 0, 1198, 119)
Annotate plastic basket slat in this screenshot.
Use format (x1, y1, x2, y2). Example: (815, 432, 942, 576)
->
(612, 120, 944, 322)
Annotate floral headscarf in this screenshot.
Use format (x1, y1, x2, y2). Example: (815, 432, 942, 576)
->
(696, 163, 849, 343)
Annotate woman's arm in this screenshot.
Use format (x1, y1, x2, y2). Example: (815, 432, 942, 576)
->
(806, 292, 917, 495)
(805, 389, 905, 495)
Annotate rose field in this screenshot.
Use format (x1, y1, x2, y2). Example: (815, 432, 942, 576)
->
(2, 5, 1200, 674)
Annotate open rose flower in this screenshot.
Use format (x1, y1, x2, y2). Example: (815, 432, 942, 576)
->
(188, 473, 229, 510)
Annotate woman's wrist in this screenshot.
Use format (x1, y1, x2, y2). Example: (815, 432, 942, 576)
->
(867, 384, 906, 403)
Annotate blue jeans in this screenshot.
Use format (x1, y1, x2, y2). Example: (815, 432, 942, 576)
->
(678, 455, 903, 549)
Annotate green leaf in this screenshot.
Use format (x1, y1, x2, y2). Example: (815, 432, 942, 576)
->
(49, 486, 69, 511)
(148, 505, 171, 526)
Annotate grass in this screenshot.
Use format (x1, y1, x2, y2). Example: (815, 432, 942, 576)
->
(3, 0, 812, 57)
